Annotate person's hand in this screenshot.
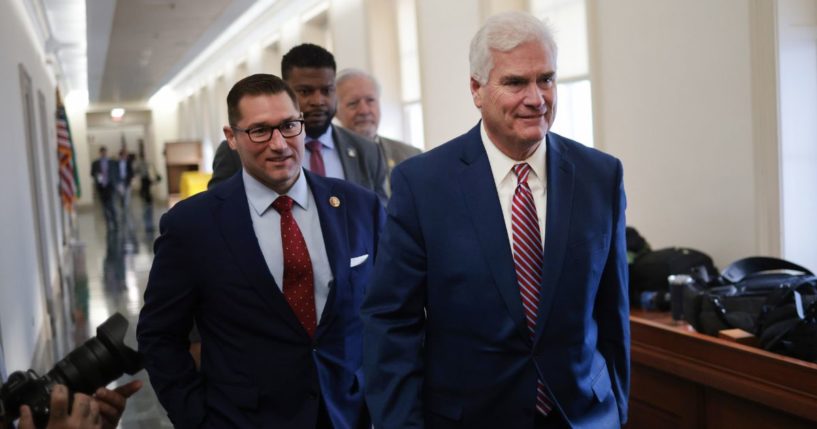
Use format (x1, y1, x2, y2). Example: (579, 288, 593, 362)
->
(94, 380, 143, 429)
(18, 385, 101, 429)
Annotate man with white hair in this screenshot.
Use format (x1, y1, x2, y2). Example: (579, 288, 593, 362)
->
(362, 11, 629, 429)
(335, 69, 420, 194)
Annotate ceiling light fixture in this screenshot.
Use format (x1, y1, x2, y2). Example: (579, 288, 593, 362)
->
(110, 107, 126, 121)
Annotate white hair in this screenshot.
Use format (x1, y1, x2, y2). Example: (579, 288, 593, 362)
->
(469, 11, 558, 85)
(335, 68, 381, 96)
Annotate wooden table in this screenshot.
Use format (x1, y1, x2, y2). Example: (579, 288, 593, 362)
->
(628, 310, 817, 428)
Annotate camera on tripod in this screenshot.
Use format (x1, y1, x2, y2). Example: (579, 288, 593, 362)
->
(0, 313, 143, 428)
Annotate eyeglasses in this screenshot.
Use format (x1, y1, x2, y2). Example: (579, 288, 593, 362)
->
(231, 119, 305, 143)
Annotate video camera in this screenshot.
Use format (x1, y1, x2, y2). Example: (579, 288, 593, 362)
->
(0, 313, 143, 428)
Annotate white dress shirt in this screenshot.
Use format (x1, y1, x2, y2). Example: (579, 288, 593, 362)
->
(242, 168, 334, 321)
(481, 122, 548, 252)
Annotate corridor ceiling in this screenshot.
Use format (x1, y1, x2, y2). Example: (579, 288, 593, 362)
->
(43, 0, 259, 104)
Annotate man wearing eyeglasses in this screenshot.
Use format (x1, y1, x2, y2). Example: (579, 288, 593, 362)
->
(209, 44, 388, 207)
(138, 74, 383, 429)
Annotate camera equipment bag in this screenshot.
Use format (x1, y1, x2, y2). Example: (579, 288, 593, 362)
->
(681, 256, 815, 336)
(756, 279, 817, 362)
(630, 247, 718, 310)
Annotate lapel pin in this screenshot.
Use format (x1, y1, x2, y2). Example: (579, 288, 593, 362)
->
(329, 196, 341, 208)
(347, 148, 357, 158)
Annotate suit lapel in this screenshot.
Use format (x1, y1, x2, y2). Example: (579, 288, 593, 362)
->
(333, 127, 361, 184)
(212, 174, 304, 336)
(457, 125, 529, 341)
(305, 172, 348, 340)
(534, 134, 575, 344)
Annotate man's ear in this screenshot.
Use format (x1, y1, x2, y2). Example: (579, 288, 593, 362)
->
(224, 126, 237, 150)
(470, 77, 483, 109)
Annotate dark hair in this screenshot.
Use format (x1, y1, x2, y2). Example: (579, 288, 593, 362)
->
(281, 43, 336, 80)
(226, 74, 298, 126)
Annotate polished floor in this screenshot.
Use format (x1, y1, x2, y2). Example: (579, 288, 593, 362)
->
(74, 197, 172, 428)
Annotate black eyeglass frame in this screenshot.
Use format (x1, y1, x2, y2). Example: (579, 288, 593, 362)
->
(231, 119, 305, 143)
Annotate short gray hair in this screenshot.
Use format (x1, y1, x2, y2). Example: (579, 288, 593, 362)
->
(469, 11, 557, 85)
(336, 68, 381, 96)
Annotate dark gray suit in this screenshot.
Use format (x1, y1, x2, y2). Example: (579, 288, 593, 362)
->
(209, 126, 387, 204)
(208, 140, 242, 189)
(376, 136, 421, 196)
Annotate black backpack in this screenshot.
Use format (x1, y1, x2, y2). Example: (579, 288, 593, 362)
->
(630, 247, 718, 310)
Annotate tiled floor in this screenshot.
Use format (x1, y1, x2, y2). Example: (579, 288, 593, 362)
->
(74, 197, 173, 428)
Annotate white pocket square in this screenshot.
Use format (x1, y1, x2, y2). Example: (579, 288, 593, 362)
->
(350, 254, 369, 267)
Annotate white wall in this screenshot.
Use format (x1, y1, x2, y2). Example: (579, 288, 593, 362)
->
(331, 0, 370, 71)
(777, 0, 817, 271)
(590, 0, 779, 268)
(414, 0, 482, 147)
(0, 0, 58, 371)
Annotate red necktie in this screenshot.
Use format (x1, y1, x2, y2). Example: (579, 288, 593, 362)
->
(511, 163, 553, 415)
(306, 140, 326, 176)
(271, 196, 317, 337)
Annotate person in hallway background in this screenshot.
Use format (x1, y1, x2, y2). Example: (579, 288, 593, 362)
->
(114, 148, 134, 224)
(135, 152, 160, 232)
(335, 68, 421, 195)
(362, 11, 629, 429)
(90, 146, 117, 230)
(138, 74, 383, 429)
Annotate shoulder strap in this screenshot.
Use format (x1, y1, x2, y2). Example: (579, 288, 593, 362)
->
(721, 257, 813, 283)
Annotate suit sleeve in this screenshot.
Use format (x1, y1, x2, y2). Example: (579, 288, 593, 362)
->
(137, 211, 206, 428)
(362, 166, 426, 429)
(368, 141, 389, 207)
(595, 159, 630, 424)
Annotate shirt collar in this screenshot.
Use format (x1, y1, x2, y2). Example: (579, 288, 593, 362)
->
(480, 121, 547, 188)
(243, 167, 310, 216)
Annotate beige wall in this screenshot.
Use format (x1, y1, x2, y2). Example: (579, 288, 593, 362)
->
(589, 0, 779, 267)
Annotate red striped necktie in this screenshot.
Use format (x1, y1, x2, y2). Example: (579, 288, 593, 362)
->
(511, 162, 554, 416)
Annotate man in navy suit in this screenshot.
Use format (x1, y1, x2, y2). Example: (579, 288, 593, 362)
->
(138, 74, 383, 429)
(362, 11, 629, 429)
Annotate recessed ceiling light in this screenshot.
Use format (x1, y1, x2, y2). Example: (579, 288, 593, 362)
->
(111, 108, 126, 121)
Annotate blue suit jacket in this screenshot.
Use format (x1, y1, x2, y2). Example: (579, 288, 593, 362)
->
(362, 124, 630, 429)
(138, 170, 384, 429)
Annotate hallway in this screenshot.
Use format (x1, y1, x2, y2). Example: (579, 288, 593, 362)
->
(74, 199, 171, 428)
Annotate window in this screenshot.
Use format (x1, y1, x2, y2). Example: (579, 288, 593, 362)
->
(397, 0, 424, 149)
(532, 0, 593, 147)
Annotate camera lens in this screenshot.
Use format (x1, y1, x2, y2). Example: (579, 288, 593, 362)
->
(46, 313, 143, 394)
(0, 313, 142, 426)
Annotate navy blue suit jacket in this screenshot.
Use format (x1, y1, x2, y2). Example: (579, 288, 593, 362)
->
(362, 124, 630, 429)
(138, 170, 384, 428)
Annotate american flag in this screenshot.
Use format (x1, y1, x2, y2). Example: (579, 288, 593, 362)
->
(57, 102, 80, 210)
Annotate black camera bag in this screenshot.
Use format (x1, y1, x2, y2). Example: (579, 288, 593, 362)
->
(756, 279, 817, 362)
(630, 247, 717, 310)
(682, 257, 815, 336)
